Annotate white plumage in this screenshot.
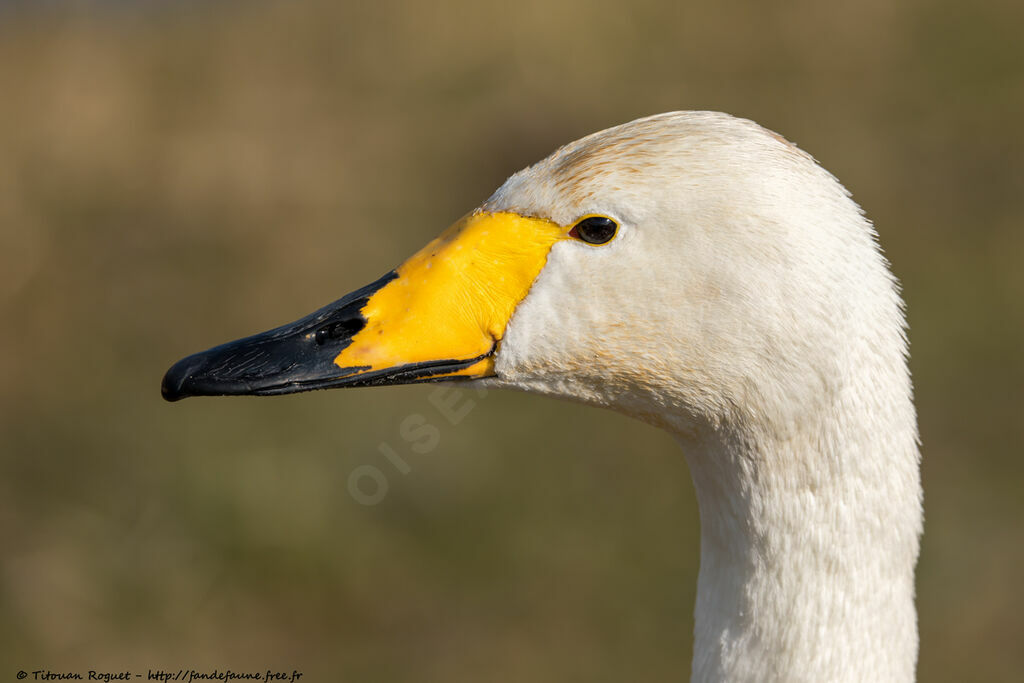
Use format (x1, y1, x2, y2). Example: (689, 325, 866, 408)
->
(164, 110, 922, 682)
(482, 112, 921, 682)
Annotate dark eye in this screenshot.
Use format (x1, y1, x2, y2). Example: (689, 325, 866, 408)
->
(569, 216, 618, 245)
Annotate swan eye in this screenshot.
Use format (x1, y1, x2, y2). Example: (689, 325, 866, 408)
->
(570, 216, 618, 245)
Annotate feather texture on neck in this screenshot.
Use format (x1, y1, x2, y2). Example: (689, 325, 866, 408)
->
(486, 111, 922, 682)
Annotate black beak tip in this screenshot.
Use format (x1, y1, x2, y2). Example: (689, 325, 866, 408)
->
(161, 355, 202, 402)
(160, 271, 401, 403)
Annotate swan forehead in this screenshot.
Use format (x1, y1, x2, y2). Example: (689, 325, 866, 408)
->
(482, 111, 786, 225)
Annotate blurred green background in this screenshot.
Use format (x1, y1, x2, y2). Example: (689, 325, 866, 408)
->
(1, 0, 1022, 680)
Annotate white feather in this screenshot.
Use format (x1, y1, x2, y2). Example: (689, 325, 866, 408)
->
(480, 112, 921, 682)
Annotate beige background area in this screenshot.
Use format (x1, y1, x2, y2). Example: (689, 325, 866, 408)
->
(1, 0, 1022, 680)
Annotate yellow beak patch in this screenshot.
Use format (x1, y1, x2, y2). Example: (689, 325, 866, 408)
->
(332, 211, 568, 380)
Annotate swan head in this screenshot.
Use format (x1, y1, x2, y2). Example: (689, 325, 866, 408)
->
(161, 111, 921, 681)
(162, 111, 908, 443)
(484, 112, 910, 440)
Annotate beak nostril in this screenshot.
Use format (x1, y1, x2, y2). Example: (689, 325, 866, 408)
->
(315, 316, 366, 345)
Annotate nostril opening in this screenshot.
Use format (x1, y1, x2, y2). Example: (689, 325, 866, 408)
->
(315, 316, 366, 345)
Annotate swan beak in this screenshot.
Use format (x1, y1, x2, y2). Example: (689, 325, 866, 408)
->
(161, 211, 566, 401)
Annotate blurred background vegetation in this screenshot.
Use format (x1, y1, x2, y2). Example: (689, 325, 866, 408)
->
(1, 0, 1021, 680)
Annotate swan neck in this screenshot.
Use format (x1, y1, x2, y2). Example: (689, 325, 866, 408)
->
(675, 414, 921, 683)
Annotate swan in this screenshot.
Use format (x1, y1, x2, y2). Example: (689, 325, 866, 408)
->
(162, 111, 922, 682)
